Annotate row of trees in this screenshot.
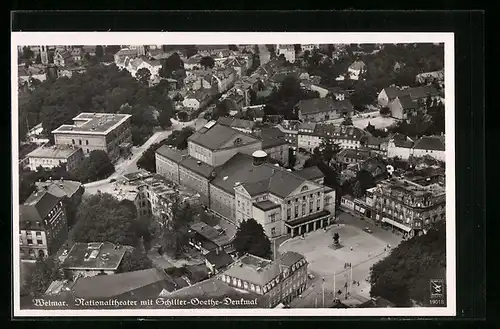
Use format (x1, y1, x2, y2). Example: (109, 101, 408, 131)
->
(136, 127, 195, 173)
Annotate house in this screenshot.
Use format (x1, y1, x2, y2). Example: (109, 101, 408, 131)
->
(340, 195, 355, 211)
(20, 190, 68, 260)
(387, 133, 414, 160)
(205, 248, 234, 275)
(347, 60, 366, 80)
(378, 86, 441, 108)
(336, 148, 372, 166)
(184, 55, 202, 70)
(113, 48, 140, 67)
(411, 135, 446, 162)
(297, 124, 367, 153)
(296, 98, 354, 122)
(188, 221, 235, 255)
(34, 179, 85, 218)
(53, 50, 73, 67)
(276, 120, 301, 146)
(60, 242, 128, 280)
(389, 94, 420, 119)
(182, 89, 214, 110)
(27, 145, 84, 173)
(197, 45, 230, 57)
(214, 67, 238, 93)
(363, 136, 388, 156)
(70, 47, 84, 62)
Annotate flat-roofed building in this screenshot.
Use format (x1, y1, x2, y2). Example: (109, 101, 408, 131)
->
(52, 112, 132, 162)
(27, 144, 84, 173)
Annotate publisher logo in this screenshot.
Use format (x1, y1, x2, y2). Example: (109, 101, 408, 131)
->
(430, 279, 444, 299)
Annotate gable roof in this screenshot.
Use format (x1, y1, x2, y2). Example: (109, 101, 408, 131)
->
(382, 87, 402, 100)
(155, 145, 185, 163)
(217, 117, 256, 131)
(412, 135, 445, 151)
(71, 268, 170, 299)
(254, 200, 281, 211)
(349, 60, 366, 71)
(396, 94, 418, 110)
(22, 190, 61, 220)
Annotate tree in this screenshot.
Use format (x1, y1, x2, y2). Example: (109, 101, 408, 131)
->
(370, 221, 446, 306)
(117, 248, 153, 273)
(136, 67, 151, 85)
(228, 45, 238, 51)
(21, 46, 34, 60)
(233, 218, 272, 259)
(200, 56, 215, 69)
(95, 45, 104, 58)
(25, 256, 64, 297)
(157, 99, 175, 129)
(159, 53, 184, 78)
(137, 141, 163, 173)
(294, 44, 302, 54)
(183, 45, 198, 59)
(341, 116, 353, 126)
(318, 137, 342, 164)
(74, 150, 115, 183)
(35, 54, 42, 64)
(353, 170, 375, 197)
(72, 193, 140, 247)
(159, 196, 196, 258)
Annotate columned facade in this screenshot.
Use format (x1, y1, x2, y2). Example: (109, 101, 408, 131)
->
(286, 210, 331, 238)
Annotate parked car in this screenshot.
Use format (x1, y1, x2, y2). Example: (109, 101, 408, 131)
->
(363, 227, 373, 234)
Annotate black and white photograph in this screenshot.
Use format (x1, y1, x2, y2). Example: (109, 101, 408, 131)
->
(12, 32, 455, 317)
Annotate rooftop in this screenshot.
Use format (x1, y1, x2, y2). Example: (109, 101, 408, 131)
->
(155, 145, 186, 163)
(349, 60, 366, 71)
(34, 179, 83, 199)
(20, 191, 61, 229)
(297, 98, 353, 115)
(188, 122, 259, 151)
(295, 166, 325, 181)
(27, 144, 82, 159)
(413, 135, 445, 151)
(253, 200, 281, 211)
(52, 112, 132, 135)
(377, 178, 446, 198)
(71, 268, 171, 299)
(205, 249, 234, 270)
(217, 117, 256, 131)
(61, 242, 127, 271)
(190, 221, 233, 247)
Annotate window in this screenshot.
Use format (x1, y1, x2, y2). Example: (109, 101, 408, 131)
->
(79, 140, 82, 145)
(36, 231, 41, 236)
(72, 139, 75, 144)
(86, 140, 89, 145)
(309, 201, 313, 212)
(287, 208, 291, 220)
(37, 239, 43, 245)
(87, 149, 89, 154)
(270, 213, 276, 222)
(302, 204, 306, 215)
(271, 227, 276, 235)
(27, 239, 33, 245)
(294, 205, 299, 218)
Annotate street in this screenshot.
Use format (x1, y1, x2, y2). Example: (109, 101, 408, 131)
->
(280, 212, 402, 308)
(83, 117, 207, 197)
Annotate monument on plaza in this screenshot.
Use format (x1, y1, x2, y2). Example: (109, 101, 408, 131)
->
(331, 232, 343, 250)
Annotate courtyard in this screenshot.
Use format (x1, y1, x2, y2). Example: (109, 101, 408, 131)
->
(280, 214, 402, 308)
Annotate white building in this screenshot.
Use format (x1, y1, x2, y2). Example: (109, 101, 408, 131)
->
(347, 60, 366, 80)
(27, 145, 84, 173)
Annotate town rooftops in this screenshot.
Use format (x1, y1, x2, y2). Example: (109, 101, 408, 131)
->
(413, 135, 445, 151)
(27, 144, 82, 159)
(205, 249, 234, 270)
(295, 166, 325, 181)
(296, 98, 354, 115)
(277, 251, 306, 267)
(52, 112, 132, 135)
(188, 122, 259, 151)
(34, 179, 83, 199)
(20, 191, 62, 229)
(70, 268, 171, 299)
(56, 50, 72, 59)
(61, 242, 127, 271)
(390, 133, 415, 148)
(179, 156, 215, 179)
(115, 48, 138, 58)
(382, 85, 440, 102)
(377, 178, 446, 198)
(254, 200, 281, 211)
(259, 127, 288, 149)
(338, 148, 372, 162)
(190, 221, 233, 247)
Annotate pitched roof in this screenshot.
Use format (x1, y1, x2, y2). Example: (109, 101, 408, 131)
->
(277, 251, 305, 267)
(260, 127, 288, 149)
(295, 166, 325, 181)
(296, 98, 353, 115)
(224, 254, 279, 286)
(217, 117, 255, 131)
(71, 268, 171, 299)
(179, 156, 215, 179)
(382, 86, 402, 100)
(390, 133, 414, 148)
(205, 249, 234, 270)
(190, 221, 232, 247)
(412, 135, 445, 151)
(349, 60, 366, 71)
(396, 94, 418, 110)
(338, 148, 372, 162)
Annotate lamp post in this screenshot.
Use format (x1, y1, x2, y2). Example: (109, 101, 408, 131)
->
(322, 277, 325, 307)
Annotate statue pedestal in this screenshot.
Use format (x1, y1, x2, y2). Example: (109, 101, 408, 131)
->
(331, 242, 344, 250)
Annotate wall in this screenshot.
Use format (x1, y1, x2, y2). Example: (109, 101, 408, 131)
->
(387, 142, 412, 160)
(54, 133, 107, 156)
(377, 90, 391, 107)
(189, 142, 212, 165)
(323, 189, 336, 216)
(253, 206, 283, 238)
(411, 149, 446, 162)
(263, 144, 289, 166)
(234, 189, 253, 225)
(209, 185, 235, 221)
(155, 153, 180, 183)
(19, 230, 48, 260)
(389, 98, 405, 119)
(299, 110, 340, 122)
(297, 134, 321, 153)
(179, 167, 209, 204)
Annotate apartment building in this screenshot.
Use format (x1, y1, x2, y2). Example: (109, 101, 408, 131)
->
(297, 123, 367, 153)
(19, 189, 68, 260)
(52, 112, 132, 162)
(371, 178, 446, 238)
(296, 98, 354, 123)
(220, 251, 307, 307)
